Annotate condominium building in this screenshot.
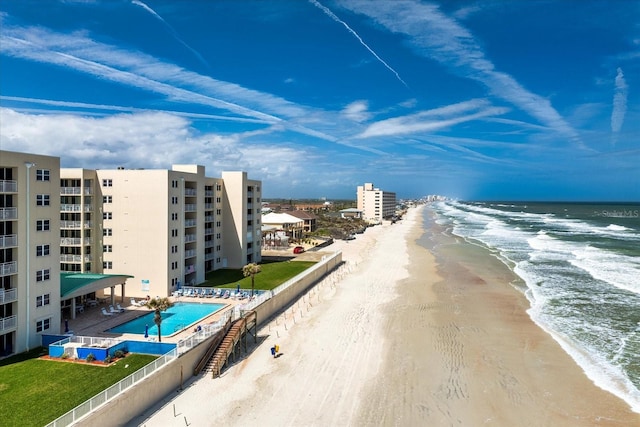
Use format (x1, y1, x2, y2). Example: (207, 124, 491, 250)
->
(62, 166, 262, 299)
(1, 151, 62, 355)
(1, 149, 262, 356)
(356, 182, 397, 223)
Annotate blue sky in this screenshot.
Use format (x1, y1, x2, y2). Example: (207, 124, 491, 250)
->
(1, 0, 638, 201)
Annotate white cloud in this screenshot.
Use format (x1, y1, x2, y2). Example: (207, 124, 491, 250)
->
(611, 67, 628, 135)
(355, 99, 508, 138)
(342, 100, 370, 122)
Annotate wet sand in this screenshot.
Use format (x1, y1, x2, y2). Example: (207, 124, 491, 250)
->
(135, 205, 640, 426)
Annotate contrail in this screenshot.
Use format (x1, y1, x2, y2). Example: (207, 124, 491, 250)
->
(131, 0, 210, 69)
(611, 67, 628, 140)
(309, 0, 409, 89)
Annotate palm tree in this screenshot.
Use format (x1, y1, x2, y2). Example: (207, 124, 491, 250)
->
(242, 263, 262, 297)
(145, 297, 174, 342)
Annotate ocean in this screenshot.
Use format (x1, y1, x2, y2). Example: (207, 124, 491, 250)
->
(430, 200, 640, 413)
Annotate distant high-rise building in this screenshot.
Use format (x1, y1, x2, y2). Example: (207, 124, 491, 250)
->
(356, 182, 396, 222)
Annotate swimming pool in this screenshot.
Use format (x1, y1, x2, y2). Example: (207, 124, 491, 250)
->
(107, 302, 225, 337)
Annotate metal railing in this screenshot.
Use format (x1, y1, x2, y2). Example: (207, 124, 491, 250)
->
(0, 288, 18, 304)
(0, 207, 18, 220)
(0, 180, 18, 193)
(0, 261, 18, 276)
(0, 234, 17, 248)
(0, 315, 17, 332)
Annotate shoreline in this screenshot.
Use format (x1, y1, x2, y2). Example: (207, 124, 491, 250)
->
(135, 205, 639, 426)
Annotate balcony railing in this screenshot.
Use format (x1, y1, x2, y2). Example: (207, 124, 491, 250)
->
(184, 204, 197, 212)
(204, 227, 213, 235)
(60, 237, 92, 246)
(184, 234, 196, 243)
(60, 254, 92, 263)
(204, 203, 213, 209)
(0, 315, 17, 333)
(0, 207, 18, 220)
(184, 219, 196, 227)
(0, 180, 18, 193)
(60, 204, 93, 212)
(0, 261, 18, 277)
(184, 249, 196, 259)
(60, 187, 92, 195)
(184, 188, 197, 196)
(60, 220, 92, 229)
(184, 264, 196, 274)
(0, 288, 18, 304)
(0, 234, 17, 248)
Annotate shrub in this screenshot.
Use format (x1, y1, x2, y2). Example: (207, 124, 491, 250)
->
(114, 349, 124, 358)
(61, 353, 69, 360)
(104, 356, 113, 364)
(86, 353, 96, 363)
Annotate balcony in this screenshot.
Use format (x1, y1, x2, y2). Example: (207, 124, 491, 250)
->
(184, 249, 196, 259)
(60, 204, 93, 212)
(205, 190, 214, 196)
(204, 240, 214, 248)
(204, 227, 213, 235)
(0, 261, 18, 277)
(0, 288, 18, 304)
(60, 254, 92, 263)
(204, 203, 213, 209)
(0, 315, 17, 333)
(60, 237, 92, 246)
(184, 264, 196, 274)
(0, 207, 18, 220)
(0, 180, 17, 193)
(184, 219, 197, 227)
(60, 220, 92, 229)
(184, 234, 197, 243)
(184, 204, 197, 212)
(0, 234, 17, 249)
(184, 188, 197, 196)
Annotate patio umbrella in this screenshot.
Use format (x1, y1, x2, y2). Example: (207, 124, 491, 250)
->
(64, 319, 69, 333)
(236, 283, 241, 293)
(144, 324, 149, 339)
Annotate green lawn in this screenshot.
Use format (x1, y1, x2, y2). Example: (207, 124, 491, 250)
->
(0, 348, 157, 427)
(204, 260, 316, 290)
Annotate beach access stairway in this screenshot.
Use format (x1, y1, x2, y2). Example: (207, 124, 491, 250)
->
(194, 310, 258, 378)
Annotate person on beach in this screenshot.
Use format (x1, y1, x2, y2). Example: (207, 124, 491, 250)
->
(270, 346, 276, 358)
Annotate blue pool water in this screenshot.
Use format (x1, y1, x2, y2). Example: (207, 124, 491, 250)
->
(107, 302, 225, 337)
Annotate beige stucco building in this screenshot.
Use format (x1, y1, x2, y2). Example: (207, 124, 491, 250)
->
(1, 149, 262, 357)
(1, 150, 62, 355)
(356, 182, 397, 223)
(61, 166, 262, 299)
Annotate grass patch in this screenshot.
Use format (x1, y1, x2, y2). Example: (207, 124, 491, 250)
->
(205, 260, 316, 290)
(0, 347, 157, 427)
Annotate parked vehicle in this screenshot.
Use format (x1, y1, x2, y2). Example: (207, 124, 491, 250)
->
(293, 246, 305, 254)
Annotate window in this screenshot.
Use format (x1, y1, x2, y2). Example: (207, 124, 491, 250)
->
(36, 194, 50, 206)
(171, 213, 178, 220)
(216, 233, 221, 239)
(216, 245, 221, 251)
(216, 197, 221, 203)
(103, 261, 113, 269)
(36, 169, 50, 181)
(36, 219, 50, 231)
(36, 269, 50, 282)
(36, 293, 50, 307)
(36, 318, 51, 333)
(171, 229, 178, 237)
(171, 196, 178, 205)
(216, 184, 221, 191)
(36, 244, 50, 257)
(102, 179, 113, 187)
(171, 245, 178, 253)
(103, 212, 112, 220)
(103, 228, 112, 236)
(103, 195, 112, 203)
(103, 245, 112, 253)
(216, 209, 221, 215)
(216, 221, 221, 227)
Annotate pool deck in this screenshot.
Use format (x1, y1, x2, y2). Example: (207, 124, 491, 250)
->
(61, 295, 242, 344)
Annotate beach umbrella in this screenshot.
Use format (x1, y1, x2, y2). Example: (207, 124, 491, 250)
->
(64, 319, 69, 333)
(236, 283, 240, 293)
(144, 324, 149, 339)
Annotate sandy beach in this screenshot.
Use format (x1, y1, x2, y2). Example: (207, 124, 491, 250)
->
(134, 205, 640, 426)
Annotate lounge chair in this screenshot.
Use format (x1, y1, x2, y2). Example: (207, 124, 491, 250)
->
(130, 298, 143, 307)
(222, 290, 230, 299)
(214, 288, 222, 298)
(109, 305, 120, 314)
(116, 303, 126, 312)
(101, 307, 114, 316)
